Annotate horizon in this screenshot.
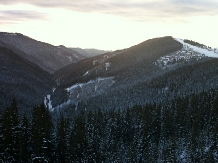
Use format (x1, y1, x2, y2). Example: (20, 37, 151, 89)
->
(0, 1, 218, 50)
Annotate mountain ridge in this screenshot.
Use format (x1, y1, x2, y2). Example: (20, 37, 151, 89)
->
(50, 36, 218, 111)
(0, 32, 85, 73)
(0, 46, 55, 110)
(52, 36, 184, 109)
(1, 33, 217, 112)
(70, 47, 110, 58)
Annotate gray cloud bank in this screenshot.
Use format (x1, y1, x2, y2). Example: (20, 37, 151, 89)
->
(0, 9, 48, 25)
(1, 0, 218, 21)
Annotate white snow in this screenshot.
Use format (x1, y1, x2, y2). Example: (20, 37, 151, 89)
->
(179, 150, 187, 163)
(174, 38, 218, 58)
(93, 60, 97, 65)
(66, 80, 94, 92)
(105, 62, 111, 71)
(44, 94, 53, 111)
(83, 71, 89, 76)
(66, 77, 114, 92)
(52, 87, 56, 93)
(4, 33, 17, 36)
(54, 76, 115, 110)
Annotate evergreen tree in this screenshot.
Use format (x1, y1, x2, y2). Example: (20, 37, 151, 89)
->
(31, 103, 53, 161)
(55, 114, 70, 162)
(0, 112, 3, 161)
(20, 114, 31, 162)
(69, 111, 88, 162)
(1, 98, 21, 162)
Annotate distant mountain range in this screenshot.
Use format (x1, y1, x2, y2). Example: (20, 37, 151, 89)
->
(0, 32, 85, 74)
(1, 32, 218, 111)
(70, 47, 109, 58)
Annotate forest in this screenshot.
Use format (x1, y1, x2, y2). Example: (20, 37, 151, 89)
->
(0, 88, 218, 162)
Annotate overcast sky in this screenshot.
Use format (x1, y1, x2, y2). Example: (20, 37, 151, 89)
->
(0, 0, 218, 50)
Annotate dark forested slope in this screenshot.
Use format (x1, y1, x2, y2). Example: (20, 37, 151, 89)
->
(0, 32, 85, 73)
(52, 36, 183, 108)
(0, 47, 55, 109)
(55, 36, 182, 87)
(71, 47, 109, 57)
(1, 87, 218, 162)
(52, 36, 218, 111)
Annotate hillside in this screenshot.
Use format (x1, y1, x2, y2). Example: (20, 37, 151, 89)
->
(55, 36, 182, 87)
(0, 46, 55, 110)
(0, 32, 85, 73)
(1, 34, 217, 111)
(1, 35, 218, 162)
(71, 48, 109, 57)
(52, 36, 183, 108)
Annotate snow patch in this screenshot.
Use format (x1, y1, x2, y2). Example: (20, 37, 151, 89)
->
(174, 38, 218, 58)
(57, 76, 115, 109)
(52, 87, 56, 93)
(105, 62, 111, 71)
(44, 94, 53, 111)
(179, 150, 187, 162)
(83, 71, 89, 76)
(93, 60, 97, 65)
(4, 33, 17, 36)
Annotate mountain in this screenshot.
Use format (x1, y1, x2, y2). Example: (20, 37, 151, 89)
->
(52, 36, 181, 108)
(0, 32, 85, 73)
(51, 36, 218, 111)
(1, 34, 218, 162)
(2, 34, 218, 112)
(55, 36, 181, 86)
(71, 47, 109, 57)
(0, 46, 55, 110)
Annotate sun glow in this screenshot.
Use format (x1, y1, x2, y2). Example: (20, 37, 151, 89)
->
(0, 3, 218, 50)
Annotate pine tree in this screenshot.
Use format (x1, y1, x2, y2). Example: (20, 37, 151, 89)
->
(20, 114, 31, 162)
(0, 112, 3, 161)
(69, 111, 88, 162)
(55, 114, 70, 162)
(31, 103, 53, 162)
(1, 98, 21, 162)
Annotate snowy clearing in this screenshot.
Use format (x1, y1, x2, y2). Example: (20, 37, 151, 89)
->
(54, 76, 115, 110)
(174, 38, 218, 58)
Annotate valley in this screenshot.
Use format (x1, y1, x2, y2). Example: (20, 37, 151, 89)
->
(1, 33, 218, 113)
(1, 33, 218, 162)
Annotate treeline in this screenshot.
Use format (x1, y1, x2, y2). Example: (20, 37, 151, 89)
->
(1, 89, 218, 162)
(184, 39, 207, 49)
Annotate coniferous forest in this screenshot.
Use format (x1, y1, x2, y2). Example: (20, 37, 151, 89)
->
(0, 88, 218, 162)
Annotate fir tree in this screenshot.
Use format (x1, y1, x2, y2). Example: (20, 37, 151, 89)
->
(31, 103, 53, 161)
(1, 98, 21, 162)
(20, 114, 31, 162)
(69, 110, 88, 162)
(55, 114, 70, 162)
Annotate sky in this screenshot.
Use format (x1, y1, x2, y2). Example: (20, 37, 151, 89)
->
(0, 0, 218, 50)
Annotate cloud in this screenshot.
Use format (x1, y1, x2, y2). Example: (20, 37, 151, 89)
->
(0, 9, 48, 24)
(0, 0, 218, 22)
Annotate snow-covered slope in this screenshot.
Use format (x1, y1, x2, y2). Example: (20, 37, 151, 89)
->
(52, 36, 218, 112)
(174, 38, 218, 58)
(55, 77, 115, 110)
